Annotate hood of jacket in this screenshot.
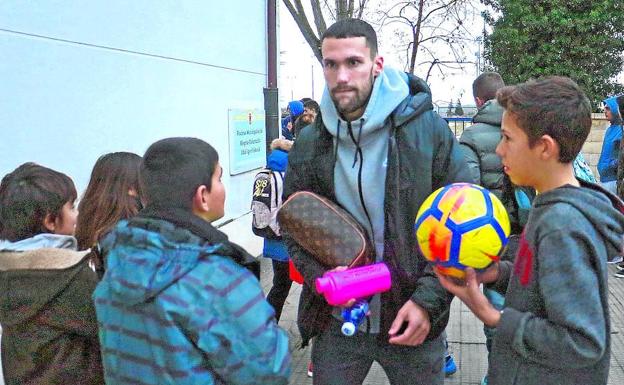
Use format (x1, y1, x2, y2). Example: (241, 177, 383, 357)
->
(0, 233, 78, 251)
(320, 67, 432, 137)
(99, 207, 258, 305)
(604, 96, 622, 125)
(473, 99, 504, 126)
(533, 181, 624, 262)
(0, 234, 89, 326)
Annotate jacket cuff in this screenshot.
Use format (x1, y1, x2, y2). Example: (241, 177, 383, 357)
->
(410, 280, 452, 331)
(496, 307, 524, 343)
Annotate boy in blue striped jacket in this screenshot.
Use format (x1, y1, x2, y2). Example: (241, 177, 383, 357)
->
(93, 137, 291, 385)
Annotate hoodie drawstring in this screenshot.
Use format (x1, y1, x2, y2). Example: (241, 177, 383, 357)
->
(347, 120, 365, 169)
(344, 119, 375, 248)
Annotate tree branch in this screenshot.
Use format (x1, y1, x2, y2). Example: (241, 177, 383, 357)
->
(310, 0, 327, 37)
(282, 0, 323, 62)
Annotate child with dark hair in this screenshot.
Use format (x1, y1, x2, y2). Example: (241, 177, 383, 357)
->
(75, 152, 143, 277)
(437, 76, 624, 385)
(0, 162, 103, 385)
(93, 137, 290, 385)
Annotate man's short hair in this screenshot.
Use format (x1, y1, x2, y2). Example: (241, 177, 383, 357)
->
(321, 18, 378, 58)
(473, 72, 505, 102)
(141, 137, 219, 209)
(496, 76, 591, 163)
(0, 162, 77, 241)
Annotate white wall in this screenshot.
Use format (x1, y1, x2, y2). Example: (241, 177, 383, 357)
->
(0, 1, 268, 223)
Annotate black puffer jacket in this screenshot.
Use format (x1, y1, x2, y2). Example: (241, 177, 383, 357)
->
(283, 74, 474, 345)
(459, 100, 504, 197)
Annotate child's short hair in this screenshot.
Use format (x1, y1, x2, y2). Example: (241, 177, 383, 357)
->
(141, 137, 219, 209)
(496, 76, 591, 163)
(0, 162, 77, 241)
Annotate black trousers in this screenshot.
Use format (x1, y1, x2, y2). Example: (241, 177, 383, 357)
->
(312, 318, 444, 385)
(266, 259, 293, 321)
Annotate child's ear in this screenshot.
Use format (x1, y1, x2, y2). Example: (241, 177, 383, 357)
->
(42, 213, 56, 232)
(539, 134, 559, 161)
(191, 185, 211, 217)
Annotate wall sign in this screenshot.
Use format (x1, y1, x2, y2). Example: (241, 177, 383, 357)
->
(228, 109, 266, 175)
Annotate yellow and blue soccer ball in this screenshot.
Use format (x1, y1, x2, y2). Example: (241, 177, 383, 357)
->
(414, 183, 510, 278)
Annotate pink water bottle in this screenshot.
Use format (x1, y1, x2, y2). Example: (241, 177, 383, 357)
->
(315, 263, 392, 306)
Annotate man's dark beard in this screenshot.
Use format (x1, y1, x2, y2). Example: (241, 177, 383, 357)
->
(332, 70, 375, 120)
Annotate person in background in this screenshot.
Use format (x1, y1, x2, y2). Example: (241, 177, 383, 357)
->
(0, 163, 103, 385)
(94, 137, 290, 385)
(597, 95, 622, 193)
(263, 138, 295, 321)
(458, 71, 508, 384)
(75, 152, 143, 278)
(302, 99, 320, 124)
(294, 99, 321, 138)
(282, 100, 304, 140)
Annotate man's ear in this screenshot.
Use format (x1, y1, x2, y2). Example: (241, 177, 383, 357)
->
(42, 213, 56, 232)
(373, 55, 384, 76)
(191, 185, 210, 215)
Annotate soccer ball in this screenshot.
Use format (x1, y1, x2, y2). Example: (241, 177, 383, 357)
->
(414, 183, 510, 278)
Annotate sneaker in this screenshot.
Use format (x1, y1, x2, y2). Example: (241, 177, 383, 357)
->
(481, 375, 488, 385)
(444, 354, 457, 376)
(616, 262, 624, 272)
(307, 362, 313, 378)
(614, 270, 624, 279)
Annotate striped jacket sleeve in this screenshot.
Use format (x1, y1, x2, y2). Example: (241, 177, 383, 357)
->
(185, 256, 291, 385)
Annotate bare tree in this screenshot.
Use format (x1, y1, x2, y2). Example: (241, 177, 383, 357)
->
(282, 0, 370, 63)
(375, 0, 479, 76)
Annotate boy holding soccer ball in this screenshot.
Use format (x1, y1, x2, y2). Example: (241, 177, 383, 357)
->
(437, 76, 624, 385)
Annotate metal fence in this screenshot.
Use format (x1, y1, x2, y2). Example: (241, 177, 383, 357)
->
(443, 117, 473, 137)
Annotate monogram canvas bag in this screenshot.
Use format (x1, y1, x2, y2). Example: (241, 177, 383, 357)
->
(277, 191, 373, 268)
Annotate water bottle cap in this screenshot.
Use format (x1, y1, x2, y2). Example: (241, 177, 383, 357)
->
(341, 322, 356, 336)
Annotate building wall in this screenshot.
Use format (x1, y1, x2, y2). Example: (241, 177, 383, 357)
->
(0, 1, 268, 225)
(583, 114, 610, 178)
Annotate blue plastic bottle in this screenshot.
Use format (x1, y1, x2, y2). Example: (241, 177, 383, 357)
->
(341, 301, 369, 336)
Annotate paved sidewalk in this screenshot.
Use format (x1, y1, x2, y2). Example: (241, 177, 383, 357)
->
(259, 259, 624, 384)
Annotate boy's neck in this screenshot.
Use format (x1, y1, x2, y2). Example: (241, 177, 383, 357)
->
(533, 162, 579, 194)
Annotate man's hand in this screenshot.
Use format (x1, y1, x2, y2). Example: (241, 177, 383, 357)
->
(435, 268, 501, 327)
(388, 300, 430, 346)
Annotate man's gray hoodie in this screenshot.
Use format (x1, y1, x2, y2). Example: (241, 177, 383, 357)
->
(488, 181, 624, 385)
(320, 67, 409, 332)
